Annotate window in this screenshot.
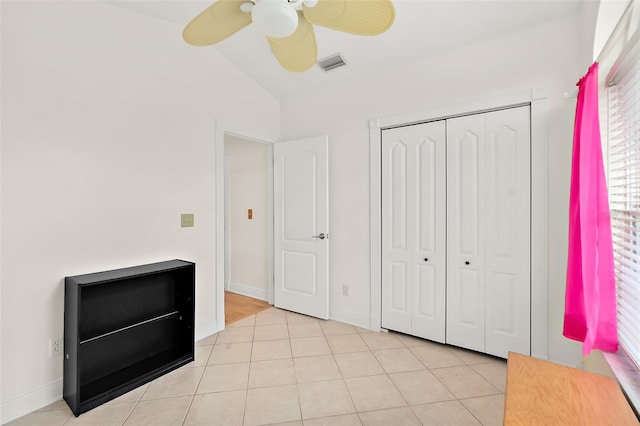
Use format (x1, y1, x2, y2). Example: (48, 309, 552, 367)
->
(607, 40, 640, 370)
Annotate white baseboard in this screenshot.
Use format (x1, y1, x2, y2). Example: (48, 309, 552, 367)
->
(329, 307, 371, 330)
(195, 317, 222, 342)
(228, 283, 268, 302)
(1, 319, 222, 425)
(1, 378, 63, 424)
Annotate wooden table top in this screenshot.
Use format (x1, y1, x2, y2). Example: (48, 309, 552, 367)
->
(504, 352, 639, 425)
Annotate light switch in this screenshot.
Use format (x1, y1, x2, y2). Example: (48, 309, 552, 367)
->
(181, 213, 194, 227)
(248, 209, 253, 220)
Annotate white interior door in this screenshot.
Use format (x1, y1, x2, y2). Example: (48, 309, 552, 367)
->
(446, 107, 531, 356)
(446, 113, 486, 352)
(273, 135, 329, 319)
(381, 121, 446, 342)
(484, 107, 530, 358)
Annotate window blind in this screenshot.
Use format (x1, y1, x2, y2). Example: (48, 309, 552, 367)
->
(607, 39, 640, 369)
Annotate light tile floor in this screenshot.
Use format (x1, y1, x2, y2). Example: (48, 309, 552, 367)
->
(8, 308, 506, 425)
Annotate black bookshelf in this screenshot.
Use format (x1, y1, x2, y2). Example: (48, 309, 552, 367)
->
(63, 260, 195, 416)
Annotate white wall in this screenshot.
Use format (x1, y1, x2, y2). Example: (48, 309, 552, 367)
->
(592, 0, 630, 61)
(0, 1, 279, 422)
(225, 136, 270, 299)
(280, 13, 592, 366)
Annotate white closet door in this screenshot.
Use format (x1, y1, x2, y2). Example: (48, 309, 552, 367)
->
(484, 107, 530, 357)
(446, 114, 486, 352)
(381, 121, 446, 342)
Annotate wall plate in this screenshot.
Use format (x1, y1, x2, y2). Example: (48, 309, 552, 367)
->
(181, 213, 194, 227)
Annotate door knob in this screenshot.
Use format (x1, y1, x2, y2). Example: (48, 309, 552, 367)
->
(465, 261, 470, 265)
(424, 258, 429, 262)
(312, 233, 327, 240)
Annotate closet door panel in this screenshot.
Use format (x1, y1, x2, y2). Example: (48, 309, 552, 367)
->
(382, 136, 412, 333)
(446, 115, 485, 352)
(484, 106, 531, 357)
(417, 138, 438, 253)
(458, 269, 481, 323)
(415, 264, 437, 321)
(389, 261, 409, 314)
(413, 123, 446, 342)
(382, 121, 446, 341)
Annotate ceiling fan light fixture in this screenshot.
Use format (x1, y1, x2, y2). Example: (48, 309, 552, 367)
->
(240, 2, 254, 13)
(251, 0, 298, 38)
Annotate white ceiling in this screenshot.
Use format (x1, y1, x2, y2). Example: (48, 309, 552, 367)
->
(107, 0, 585, 100)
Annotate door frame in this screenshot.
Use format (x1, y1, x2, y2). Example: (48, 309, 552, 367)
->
(369, 89, 549, 360)
(215, 124, 275, 331)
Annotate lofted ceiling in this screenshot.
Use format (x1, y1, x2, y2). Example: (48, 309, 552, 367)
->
(107, 0, 584, 100)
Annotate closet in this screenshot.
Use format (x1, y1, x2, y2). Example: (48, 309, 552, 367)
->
(381, 106, 531, 358)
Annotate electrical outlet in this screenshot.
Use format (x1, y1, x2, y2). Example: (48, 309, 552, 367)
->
(181, 213, 194, 228)
(342, 285, 349, 296)
(49, 338, 63, 356)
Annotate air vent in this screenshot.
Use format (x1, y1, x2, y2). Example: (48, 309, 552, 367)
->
(317, 54, 347, 72)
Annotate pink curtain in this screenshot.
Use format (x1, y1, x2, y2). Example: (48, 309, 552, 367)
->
(563, 62, 618, 355)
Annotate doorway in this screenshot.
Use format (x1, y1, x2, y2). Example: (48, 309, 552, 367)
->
(214, 128, 330, 331)
(223, 134, 274, 324)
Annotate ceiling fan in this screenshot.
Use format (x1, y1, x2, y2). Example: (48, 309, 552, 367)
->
(183, 0, 395, 72)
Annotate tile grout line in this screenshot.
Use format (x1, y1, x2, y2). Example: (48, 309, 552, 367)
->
(458, 401, 484, 426)
(327, 328, 359, 422)
(118, 385, 146, 426)
(241, 315, 256, 426)
(181, 395, 196, 426)
(286, 312, 305, 424)
(357, 336, 412, 418)
(297, 313, 361, 423)
(181, 361, 207, 426)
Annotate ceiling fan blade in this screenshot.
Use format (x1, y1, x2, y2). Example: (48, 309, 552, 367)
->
(183, 0, 252, 46)
(303, 0, 395, 36)
(268, 13, 318, 73)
